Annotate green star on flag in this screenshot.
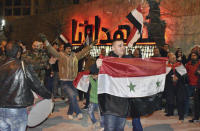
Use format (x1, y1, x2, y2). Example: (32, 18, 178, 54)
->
(156, 81, 161, 88)
(128, 82, 136, 92)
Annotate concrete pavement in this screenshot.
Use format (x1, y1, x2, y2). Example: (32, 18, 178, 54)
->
(27, 98, 200, 131)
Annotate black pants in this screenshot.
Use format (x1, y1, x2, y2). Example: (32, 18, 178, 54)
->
(167, 101, 184, 120)
(84, 84, 91, 108)
(78, 90, 84, 101)
(167, 90, 185, 120)
(193, 88, 200, 119)
(78, 84, 91, 108)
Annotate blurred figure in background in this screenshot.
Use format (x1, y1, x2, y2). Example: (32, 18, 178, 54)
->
(133, 48, 142, 58)
(160, 44, 169, 57)
(165, 53, 187, 122)
(186, 52, 200, 122)
(151, 47, 161, 57)
(175, 48, 187, 65)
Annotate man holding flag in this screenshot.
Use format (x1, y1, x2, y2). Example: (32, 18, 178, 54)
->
(96, 39, 130, 131)
(96, 39, 167, 131)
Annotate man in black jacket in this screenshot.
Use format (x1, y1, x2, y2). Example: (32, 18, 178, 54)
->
(165, 53, 187, 122)
(0, 42, 51, 131)
(96, 39, 143, 131)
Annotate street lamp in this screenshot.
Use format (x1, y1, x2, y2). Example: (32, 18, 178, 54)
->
(0, 19, 5, 30)
(0, 18, 7, 41)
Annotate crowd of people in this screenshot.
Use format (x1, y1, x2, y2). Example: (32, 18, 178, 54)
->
(0, 36, 200, 131)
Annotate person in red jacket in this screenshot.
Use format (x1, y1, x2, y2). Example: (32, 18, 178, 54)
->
(185, 52, 200, 122)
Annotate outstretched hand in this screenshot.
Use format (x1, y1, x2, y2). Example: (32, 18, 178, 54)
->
(90, 39, 98, 46)
(96, 58, 103, 69)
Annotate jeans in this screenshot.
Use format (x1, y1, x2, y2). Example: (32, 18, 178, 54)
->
(46, 76, 54, 93)
(104, 114, 126, 131)
(184, 85, 196, 115)
(0, 108, 27, 131)
(84, 84, 91, 108)
(60, 81, 81, 115)
(132, 117, 143, 131)
(88, 103, 104, 127)
(53, 72, 59, 96)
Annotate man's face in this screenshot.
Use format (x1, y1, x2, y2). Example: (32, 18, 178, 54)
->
(32, 43, 38, 50)
(153, 48, 160, 56)
(59, 44, 64, 52)
(164, 45, 169, 52)
(53, 44, 58, 50)
(191, 46, 199, 54)
(112, 40, 125, 57)
(65, 47, 72, 55)
(32, 41, 40, 51)
(168, 53, 176, 64)
(133, 49, 140, 58)
(128, 50, 132, 55)
(100, 49, 106, 56)
(177, 51, 182, 57)
(191, 53, 198, 61)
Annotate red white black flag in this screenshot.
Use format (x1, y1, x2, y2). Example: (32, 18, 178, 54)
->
(126, 6, 143, 47)
(98, 57, 167, 117)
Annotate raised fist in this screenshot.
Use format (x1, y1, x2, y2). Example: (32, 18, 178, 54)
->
(90, 40, 98, 47)
(38, 33, 47, 42)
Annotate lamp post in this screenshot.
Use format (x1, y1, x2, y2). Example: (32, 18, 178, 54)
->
(0, 18, 7, 41)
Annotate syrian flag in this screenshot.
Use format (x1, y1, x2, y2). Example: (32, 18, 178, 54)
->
(166, 62, 187, 76)
(59, 34, 69, 44)
(73, 71, 90, 92)
(84, 34, 91, 46)
(98, 57, 167, 117)
(126, 6, 143, 47)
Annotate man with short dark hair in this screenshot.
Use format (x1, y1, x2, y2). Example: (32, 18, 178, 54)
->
(22, 41, 49, 84)
(152, 47, 161, 57)
(0, 42, 51, 131)
(160, 44, 169, 57)
(97, 39, 143, 131)
(40, 34, 96, 120)
(97, 39, 127, 131)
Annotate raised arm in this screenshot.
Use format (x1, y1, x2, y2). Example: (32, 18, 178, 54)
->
(39, 33, 60, 58)
(45, 41, 60, 58)
(75, 41, 97, 60)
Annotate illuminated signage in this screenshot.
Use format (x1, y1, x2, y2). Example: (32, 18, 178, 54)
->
(71, 16, 131, 45)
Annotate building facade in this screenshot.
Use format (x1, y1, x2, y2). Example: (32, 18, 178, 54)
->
(0, 0, 75, 20)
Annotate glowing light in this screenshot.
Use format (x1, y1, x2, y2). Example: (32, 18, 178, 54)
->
(1, 19, 5, 30)
(142, 26, 148, 38)
(2, 19, 5, 26)
(136, 42, 156, 45)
